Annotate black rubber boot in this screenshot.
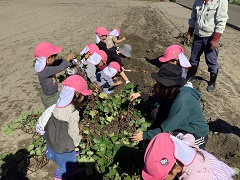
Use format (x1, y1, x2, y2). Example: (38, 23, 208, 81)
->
(207, 72, 218, 92)
(187, 66, 198, 82)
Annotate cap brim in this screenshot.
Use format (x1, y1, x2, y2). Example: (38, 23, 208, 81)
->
(151, 73, 187, 87)
(142, 167, 159, 180)
(53, 46, 62, 55)
(159, 56, 168, 62)
(80, 89, 92, 96)
(35, 57, 46, 73)
(56, 86, 75, 108)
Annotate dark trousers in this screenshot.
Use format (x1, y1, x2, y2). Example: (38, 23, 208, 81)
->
(190, 35, 219, 74)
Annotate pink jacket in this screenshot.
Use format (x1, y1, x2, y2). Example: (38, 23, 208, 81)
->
(179, 152, 211, 179)
(177, 133, 235, 180)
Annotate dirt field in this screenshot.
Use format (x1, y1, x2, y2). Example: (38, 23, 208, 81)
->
(0, 0, 239, 179)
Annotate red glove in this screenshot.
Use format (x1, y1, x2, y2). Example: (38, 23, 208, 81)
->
(186, 27, 194, 43)
(210, 32, 222, 50)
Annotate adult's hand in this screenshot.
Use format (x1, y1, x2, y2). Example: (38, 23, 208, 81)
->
(210, 32, 222, 51)
(130, 131, 143, 142)
(185, 27, 194, 44)
(129, 93, 141, 101)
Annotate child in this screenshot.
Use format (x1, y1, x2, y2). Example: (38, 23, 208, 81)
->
(95, 26, 131, 83)
(105, 28, 126, 49)
(159, 45, 192, 88)
(87, 50, 108, 71)
(130, 63, 209, 148)
(142, 133, 236, 180)
(79, 44, 99, 83)
(96, 62, 122, 94)
(42, 75, 92, 180)
(34, 42, 75, 109)
(159, 45, 191, 79)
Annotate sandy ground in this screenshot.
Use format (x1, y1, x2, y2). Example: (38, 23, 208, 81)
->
(0, 0, 239, 179)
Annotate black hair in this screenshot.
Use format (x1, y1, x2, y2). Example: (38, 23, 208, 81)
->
(153, 82, 180, 99)
(71, 93, 87, 111)
(48, 54, 57, 59)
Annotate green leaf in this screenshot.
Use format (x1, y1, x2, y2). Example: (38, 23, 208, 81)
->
(111, 136, 118, 144)
(106, 116, 114, 122)
(124, 175, 132, 180)
(99, 92, 108, 99)
(93, 138, 101, 144)
(27, 144, 34, 151)
(83, 129, 90, 135)
(234, 167, 240, 175)
(89, 110, 98, 118)
(100, 166, 106, 173)
(106, 150, 113, 158)
(96, 151, 105, 158)
(30, 150, 35, 155)
(36, 149, 43, 156)
(97, 158, 105, 166)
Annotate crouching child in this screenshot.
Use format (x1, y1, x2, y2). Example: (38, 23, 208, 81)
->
(96, 62, 122, 94)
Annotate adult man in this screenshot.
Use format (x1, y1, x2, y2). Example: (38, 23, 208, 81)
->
(186, 0, 228, 92)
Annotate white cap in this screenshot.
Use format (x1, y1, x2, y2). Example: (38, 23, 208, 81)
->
(95, 34, 100, 44)
(80, 46, 90, 56)
(109, 29, 120, 37)
(170, 135, 196, 166)
(178, 52, 191, 68)
(56, 86, 75, 108)
(103, 66, 118, 78)
(87, 52, 101, 65)
(34, 56, 46, 73)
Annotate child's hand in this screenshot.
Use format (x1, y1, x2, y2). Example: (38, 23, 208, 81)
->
(121, 37, 126, 41)
(66, 53, 75, 61)
(130, 131, 143, 142)
(117, 80, 123, 85)
(116, 50, 120, 55)
(129, 93, 141, 101)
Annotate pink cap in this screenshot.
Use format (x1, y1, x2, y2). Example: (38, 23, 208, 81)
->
(87, 50, 108, 65)
(95, 26, 110, 36)
(98, 50, 108, 64)
(142, 133, 196, 180)
(109, 62, 121, 72)
(34, 42, 62, 58)
(80, 44, 99, 56)
(109, 28, 120, 37)
(103, 62, 121, 77)
(56, 75, 92, 108)
(159, 45, 191, 68)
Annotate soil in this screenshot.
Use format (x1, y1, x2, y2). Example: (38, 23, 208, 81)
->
(0, 0, 239, 179)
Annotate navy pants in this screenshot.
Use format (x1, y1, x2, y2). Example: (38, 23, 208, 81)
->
(189, 35, 219, 74)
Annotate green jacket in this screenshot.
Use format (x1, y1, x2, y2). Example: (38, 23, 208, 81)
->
(143, 86, 209, 140)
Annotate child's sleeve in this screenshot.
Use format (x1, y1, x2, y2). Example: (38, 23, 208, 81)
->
(68, 114, 81, 147)
(36, 104, 56, 135)
(42, 59, 71, 77)
(85, 63, 97, 83)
